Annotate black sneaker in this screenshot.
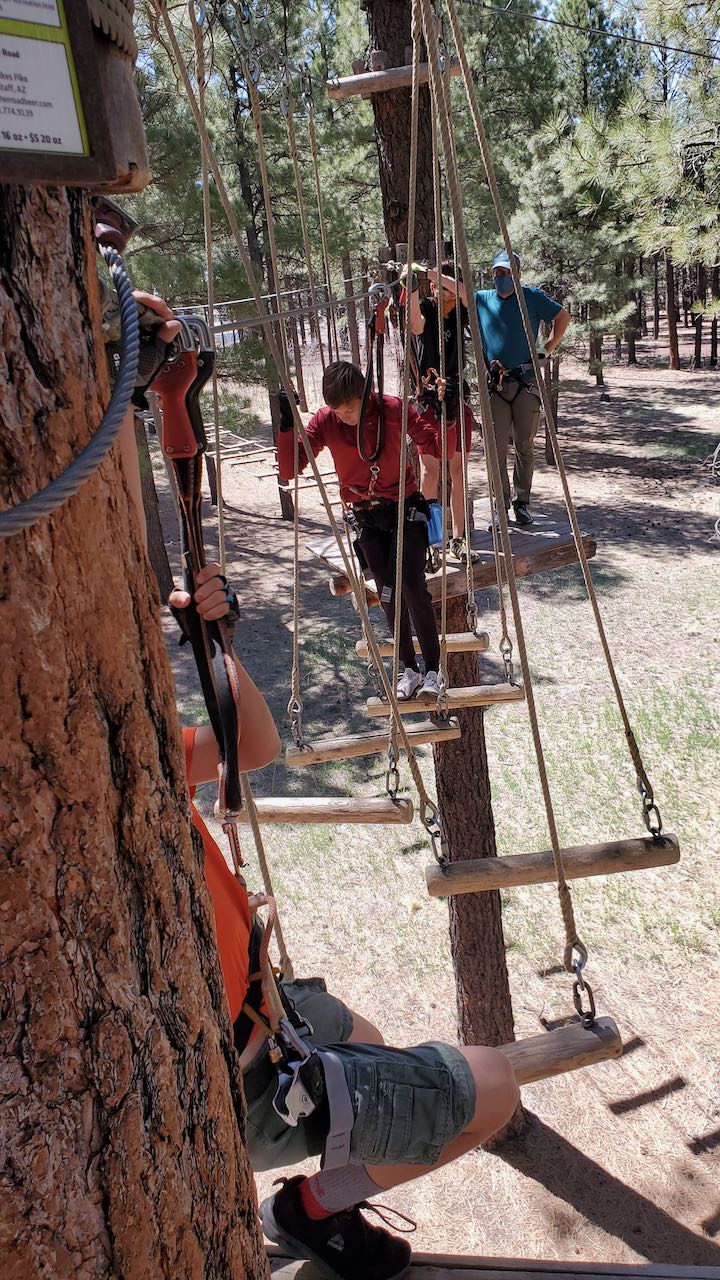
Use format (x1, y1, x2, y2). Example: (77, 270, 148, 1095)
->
(512, 499, 533, 526)
(259, 1176, 413, 1280)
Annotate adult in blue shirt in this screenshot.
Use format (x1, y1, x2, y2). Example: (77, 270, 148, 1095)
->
(475, 250, 570, 525)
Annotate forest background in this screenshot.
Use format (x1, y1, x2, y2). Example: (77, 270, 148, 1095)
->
(130, 0, 720, 396)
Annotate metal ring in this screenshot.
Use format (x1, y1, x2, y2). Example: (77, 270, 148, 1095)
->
(572, 976, 596, 1029)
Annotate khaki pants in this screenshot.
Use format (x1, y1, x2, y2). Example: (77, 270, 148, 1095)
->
(490, 382, 541, 508)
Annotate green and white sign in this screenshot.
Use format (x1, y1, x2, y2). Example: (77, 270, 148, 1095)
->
(0, 0, 88, 156)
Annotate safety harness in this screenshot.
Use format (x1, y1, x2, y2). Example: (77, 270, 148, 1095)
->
(352, 281, 389, 503)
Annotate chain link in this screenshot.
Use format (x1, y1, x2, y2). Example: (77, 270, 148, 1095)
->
(385, 742, 401, 799)
(500, 635, 515, 683)
(421, 798, 449, 867)
(287, 696, 305, 749)
(572, 956, 596, 1029)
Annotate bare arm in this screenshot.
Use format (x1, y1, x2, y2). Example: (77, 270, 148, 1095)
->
(545, 307, 571, 355)
(427, 266, 469, 309)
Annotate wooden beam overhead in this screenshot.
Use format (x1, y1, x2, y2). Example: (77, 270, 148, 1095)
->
(327, 58, 461, 100)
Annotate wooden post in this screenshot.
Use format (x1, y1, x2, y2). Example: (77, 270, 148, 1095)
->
(653, 254, 661, 341)
(692, 262, 706, 370)
(710, 265, 719, 368)
(543, 358, 555, 466)
(342, 249, 361, 367)
(269, 388, 294, 522)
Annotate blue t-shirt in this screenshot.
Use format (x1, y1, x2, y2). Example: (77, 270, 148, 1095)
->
(475, 285, 563, 370)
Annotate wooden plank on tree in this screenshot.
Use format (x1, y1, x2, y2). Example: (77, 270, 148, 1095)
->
(237, 796, 414, 824)
(425, 834, 681, 898)
(308, 516, 598, 606)
(327, 59, 460, 99)
(269, 1249, 720, 1278)
(500, 1017, 622, 1086)
(286, 719, 461, 767)
(366, 684, 525, 716)
(356, 632, 490, 658)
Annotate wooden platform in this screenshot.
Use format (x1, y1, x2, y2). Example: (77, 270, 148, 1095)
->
(269, 1251, 720, 1278)
(425, 835, 681, 897)
(237, 796, 414, 824)
(366, 683, 525, 716)
(286, 718, 461, 767)
(308, 513, 597, 606)
(356, 631, 491, 658)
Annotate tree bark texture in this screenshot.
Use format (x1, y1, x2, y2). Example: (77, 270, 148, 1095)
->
(0, 186, 268, 1280)
(432, 597, 524, 1137)
(363, 0, 435, 256)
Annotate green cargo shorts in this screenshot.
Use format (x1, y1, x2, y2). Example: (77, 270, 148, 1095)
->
(243, 977, 476, 1172)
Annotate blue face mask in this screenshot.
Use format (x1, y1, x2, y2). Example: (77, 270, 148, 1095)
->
(493, 274, 514, 298)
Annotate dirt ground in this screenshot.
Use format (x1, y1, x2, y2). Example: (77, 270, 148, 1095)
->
(154, 320, 720, 1268)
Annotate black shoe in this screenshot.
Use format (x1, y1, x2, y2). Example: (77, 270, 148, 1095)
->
(512, 499, 533, 526)
(259, 1176, 413, 1280)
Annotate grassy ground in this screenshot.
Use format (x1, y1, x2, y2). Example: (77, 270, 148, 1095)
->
(158, 329, 720, 1266)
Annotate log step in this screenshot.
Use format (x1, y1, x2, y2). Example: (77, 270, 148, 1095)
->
(286, 719, 461, 767)
(425, 833, 680, 897)
(499, 1017, 622, 1086)
(237, 796, 414, 824)
(366, 683, 525, 716)
(355, 631, 490, 659)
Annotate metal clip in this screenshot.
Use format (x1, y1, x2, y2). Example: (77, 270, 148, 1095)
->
(500, 636, 515, 683)
(638, 779, 663, 836)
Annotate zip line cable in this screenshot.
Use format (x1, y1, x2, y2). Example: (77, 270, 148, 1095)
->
(462, 0, 720, 63)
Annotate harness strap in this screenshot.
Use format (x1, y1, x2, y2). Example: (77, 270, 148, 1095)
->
(319, 1049, 355, 1169)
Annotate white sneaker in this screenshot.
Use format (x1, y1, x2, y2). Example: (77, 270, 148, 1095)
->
(397, 667, 423, 700)
(418, 670, 443, 700)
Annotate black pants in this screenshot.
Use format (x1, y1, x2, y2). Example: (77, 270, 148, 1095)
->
(358, 511, 440, 674)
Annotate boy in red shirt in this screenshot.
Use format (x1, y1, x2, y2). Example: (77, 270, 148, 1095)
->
(276, 361, 444, 702)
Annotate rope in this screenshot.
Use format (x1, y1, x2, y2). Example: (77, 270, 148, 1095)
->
(239, 775, 294, 979)
(283, 89, 327, 368)
(88, 0, 138, 60)
(420, 0, 583, 971)
(305, 87, 340, 362)
(154, 3, 448, 864)
(429, 85, 450, 710)
(451, 238, 478, 633)
(288, 413, 305, 748)
(388, 0, 423, 789)
(0, 246, 139, 540)
(246, 71, 291, 376)
(445, 0, 663, 838)
(189, 2, 226, 574)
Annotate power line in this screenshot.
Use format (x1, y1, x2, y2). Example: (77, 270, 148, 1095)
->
(462, 1, 720, 63)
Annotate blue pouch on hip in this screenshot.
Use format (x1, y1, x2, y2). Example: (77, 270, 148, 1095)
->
(427, 500, 444, 547)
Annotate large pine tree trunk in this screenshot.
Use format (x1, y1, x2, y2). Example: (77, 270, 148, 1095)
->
(364, 0, 435, 255)
(0, 185, 267, 1280)
(433, 600, 524, 1140)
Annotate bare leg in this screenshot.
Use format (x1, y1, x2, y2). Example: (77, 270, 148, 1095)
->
(364, 1046, 519, 1190)
(449, 451, 466, 538)
(419, 453, 439, 502)
(348, 1011, 385, 1045)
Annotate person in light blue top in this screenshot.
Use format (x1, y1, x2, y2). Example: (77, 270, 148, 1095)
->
(475, 250, 570, 525)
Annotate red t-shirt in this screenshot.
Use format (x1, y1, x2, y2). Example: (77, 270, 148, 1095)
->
(276, 392, 440, 503)
(183, 727, 251, 1022)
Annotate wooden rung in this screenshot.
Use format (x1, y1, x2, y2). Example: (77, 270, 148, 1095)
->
(327, 58, 460, 100)
(366, 683, 525, 716)
(237, 796, 414, 824)
(500, 1017, 622, 1086)
(355, 631, 490, 659)
(286, 719, 461, 767)
(425, 833, 681, 898)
